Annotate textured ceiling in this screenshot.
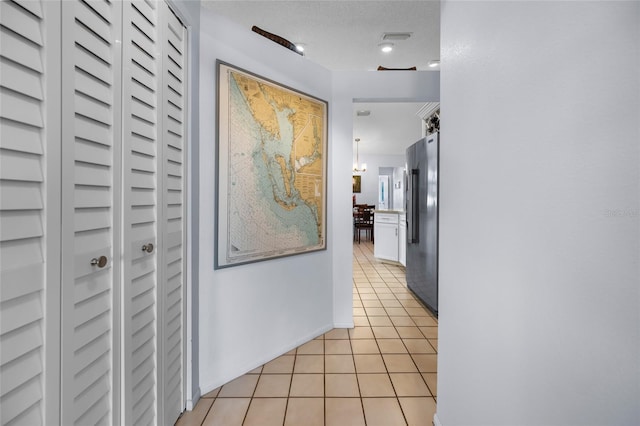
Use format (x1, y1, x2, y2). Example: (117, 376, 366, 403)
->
(202, 1, 441, 71)
(202, 1, 440, 155)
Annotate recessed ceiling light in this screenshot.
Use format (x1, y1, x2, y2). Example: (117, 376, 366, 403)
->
(379, 42, 394, 53)
(428, 60, 440, 68)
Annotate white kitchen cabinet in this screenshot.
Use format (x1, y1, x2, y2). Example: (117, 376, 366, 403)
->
(399, 213, 407, 266)
(374, 212, 400, 262)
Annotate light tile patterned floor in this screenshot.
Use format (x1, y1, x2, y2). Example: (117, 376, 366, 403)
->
(177, 242, 438, 426)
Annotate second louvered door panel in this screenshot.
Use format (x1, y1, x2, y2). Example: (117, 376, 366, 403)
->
(121, 1, 160, 425)
(60, 1, 122, 425)
(160, 4, 186, 425)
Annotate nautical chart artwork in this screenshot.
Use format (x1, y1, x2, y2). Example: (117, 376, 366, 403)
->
(215, 62, 328, 268)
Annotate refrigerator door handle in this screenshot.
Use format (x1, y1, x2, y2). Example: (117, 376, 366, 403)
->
(410, 169, 419, 244)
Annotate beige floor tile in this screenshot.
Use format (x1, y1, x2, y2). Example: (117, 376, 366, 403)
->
(367, 316, 393, 326)
(262, 354, 295, 374)
(353, 300, 364, 308)
(362, 300, 383, 307)
(385, 307, 409, 316)
(418, 315, 438, 325)
(294, 354, 324, 373)
(362, 398, 407, 426)
(289, 374, 324, 397)
(372, 326, 400, 339)
(429, 339, 438, 351)
(411, 354, 438, 372)
(176, 397, 213, 426)
(381, 299, 403, 308)
(390, 373, 431, 396)
(377, 293, 398, 300)
(202, 398, 250, 426)
(390, 316, 416, 326)
(402, 339, 436, 354)
(405, 307, 430, 316)
(353, 354, 387, 373)
(396, 326, 425, 339)
(392, 290, 413, 297)
(349, 326, 375, 339)
(253, 374, 291, 397)
(314, 334, 324, 340)
(217, 374, 259, 397)
(296, 339, 324, 355)
(364, 307, 387, 316)
(359, 293, 379, 300)
(325, 328, 350, 339)
(325, 339, 352, 354)
(399, 397, 437, 426)
(422, 373, 437, 396)
(353, 316, 370, 326)
(419, 326, 438, 339)
(243, 398, 287, 426)
(202, 386, 221, 398)
(247, 366, 263, 374)
(285, 348, 297, 355)
(325, 373, 360, 397)
(377, 339, 408, 354)
(412, 316, 436, 326)
(325, 355, 356, 373)
(399, 299, 423, 308)
(357, 287, 375, 293)
(325, 398, 365, 426)
(353, 307, 367, 316)
(383, 354, 419, 373)
(357, 373, 395, 397)
(284, 398, 324, 426)
(350, 339, 380, 354)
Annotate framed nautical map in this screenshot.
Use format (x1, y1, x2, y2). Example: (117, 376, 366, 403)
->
(215, 61, 328, 269)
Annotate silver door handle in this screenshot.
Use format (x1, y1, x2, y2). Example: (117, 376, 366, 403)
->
(90, 256, 108, 268)
(142, 243, 154, 253)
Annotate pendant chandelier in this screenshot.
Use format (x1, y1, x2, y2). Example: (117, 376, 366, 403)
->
(353, 138, 367, 173)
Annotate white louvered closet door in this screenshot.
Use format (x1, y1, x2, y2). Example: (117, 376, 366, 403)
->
(59, 0, 123, 425)
(160, 4, 186, 425)
(0, 1, 186, 424)
(121, 1, 160, 425)
(0, 1, 61, 425)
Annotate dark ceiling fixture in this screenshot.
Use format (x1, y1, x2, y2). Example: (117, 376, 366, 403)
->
(251, 26, 302, 56)
(377, 66, 417, 71)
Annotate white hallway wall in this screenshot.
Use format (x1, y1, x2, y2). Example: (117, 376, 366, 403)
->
(437, 1, 639, 425)
(197, 8, 439, 395)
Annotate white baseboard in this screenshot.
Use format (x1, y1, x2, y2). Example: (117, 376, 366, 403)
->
(333, 321, 354, 328)
(185, 387, 201, 411)
(199, 323, 334, 396)
(433, 412, 443, 426)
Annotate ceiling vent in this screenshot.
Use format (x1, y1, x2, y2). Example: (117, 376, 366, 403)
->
(356, 110, 371, 117)
(382, 32, 412, 41)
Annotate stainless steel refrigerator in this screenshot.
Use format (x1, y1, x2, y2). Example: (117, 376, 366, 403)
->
(405, 133, 439, 316)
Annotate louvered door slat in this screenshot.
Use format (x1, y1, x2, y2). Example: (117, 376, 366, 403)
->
(60, 1, 120, 425)
(0, 1, 44, 46)
(1, 58, 44, 101)
(159, 4, 185, 425)
(0, 118, 43, 154)
(0, 0, 50, 423)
